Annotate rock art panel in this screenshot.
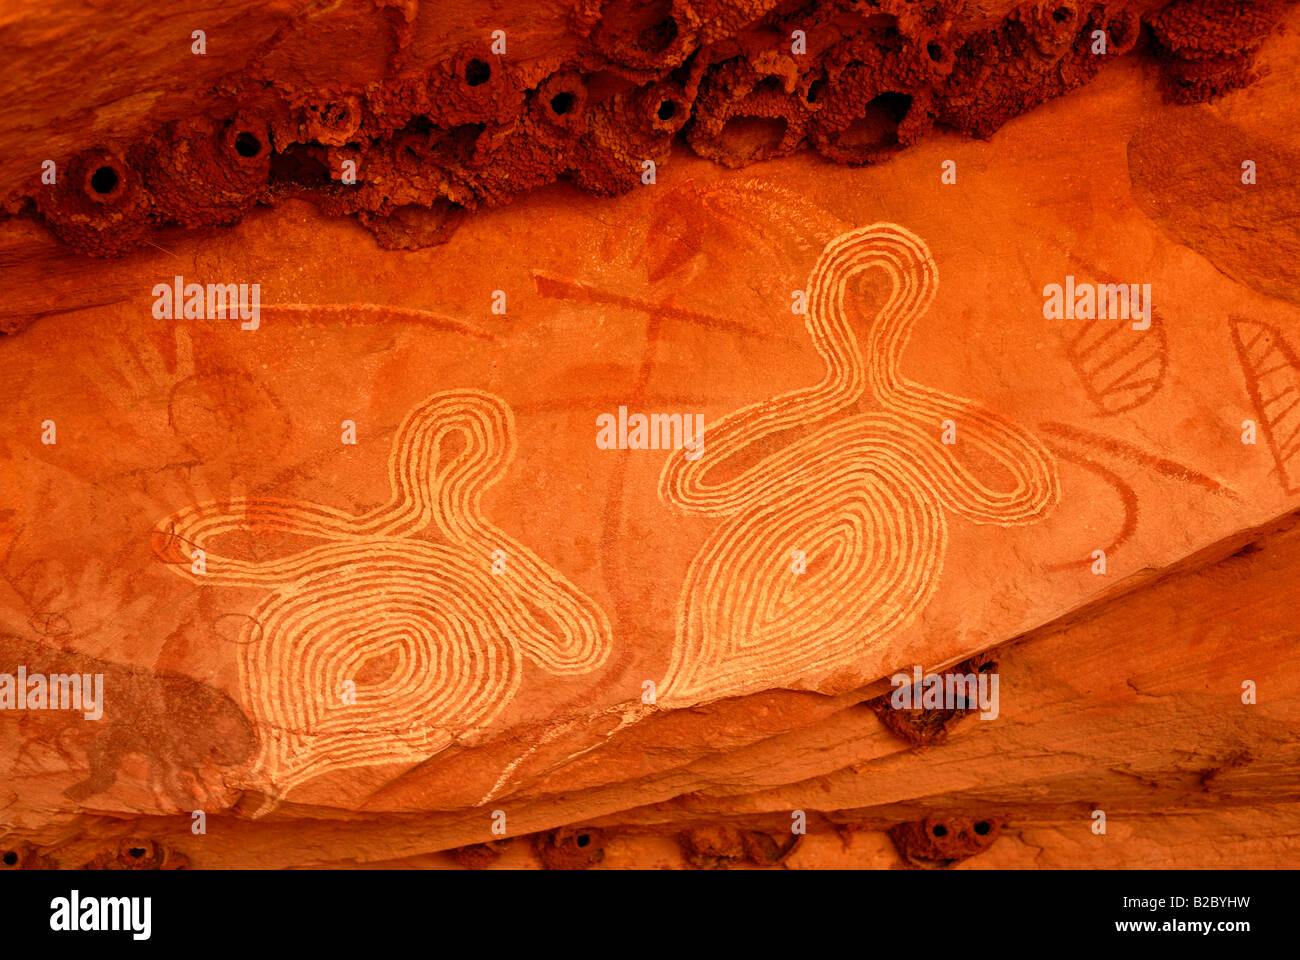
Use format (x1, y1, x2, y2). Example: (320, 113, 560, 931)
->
(153, 390, 612, 802)
(1230, 318, 1300, 495)
(657, 224, 1058, 704)
(1, 8, 1299, 869)
(0, 633, 255, 810)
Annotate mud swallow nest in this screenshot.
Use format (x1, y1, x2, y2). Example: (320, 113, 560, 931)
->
(8, 0, 1290, 256)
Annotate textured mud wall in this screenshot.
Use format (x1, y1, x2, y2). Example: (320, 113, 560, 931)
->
(0, 0, 1291, 257)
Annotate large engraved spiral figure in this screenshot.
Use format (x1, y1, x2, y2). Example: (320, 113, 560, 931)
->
(154, 390, 611, 797)
(659, 224, 1060, 703)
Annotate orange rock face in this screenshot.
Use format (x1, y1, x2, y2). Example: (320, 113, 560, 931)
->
(0, 1, 1298, 871)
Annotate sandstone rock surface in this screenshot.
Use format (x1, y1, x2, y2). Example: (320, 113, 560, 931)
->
(1, 1, 1298, 870)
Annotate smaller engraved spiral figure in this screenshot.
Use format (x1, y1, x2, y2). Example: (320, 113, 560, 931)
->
(658, 224, 1060, 704)
(153, 390, 611, 799)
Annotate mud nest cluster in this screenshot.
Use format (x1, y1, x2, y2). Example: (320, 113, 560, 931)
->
(15, 0, 1290, 256)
